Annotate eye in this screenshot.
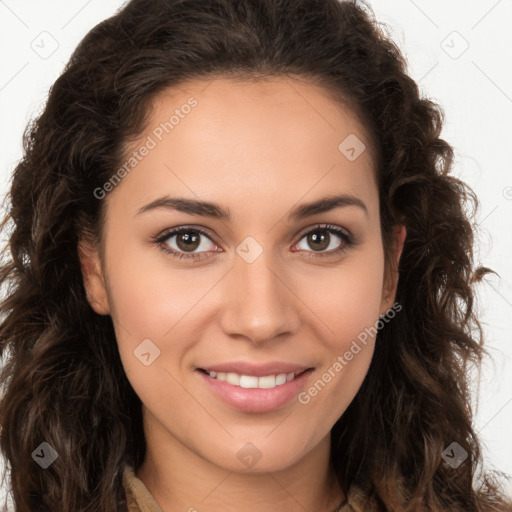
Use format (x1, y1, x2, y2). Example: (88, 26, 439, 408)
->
(292, 224, 354, 257)
(152, 223, 354, 262)
(153, 226, 220, 261)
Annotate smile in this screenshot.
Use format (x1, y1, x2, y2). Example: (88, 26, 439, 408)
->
(196, 367, 314, 413)
(203, 370, 298, 389)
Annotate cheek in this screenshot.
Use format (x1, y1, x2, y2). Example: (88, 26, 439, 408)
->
(106, 254, 199, 414)
(103, 234, 227, 397)
(103, 224, 209, 335)
(295, 240, 385, 345)
(295, 250, 384, 427)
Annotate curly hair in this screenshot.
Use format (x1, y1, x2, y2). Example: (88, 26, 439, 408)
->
(0, 0, 510, 510)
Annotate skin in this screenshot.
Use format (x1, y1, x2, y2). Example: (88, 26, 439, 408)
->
(79, 76, 405, 512)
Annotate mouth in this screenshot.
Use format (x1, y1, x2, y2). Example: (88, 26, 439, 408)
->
(197, 368, 311, 389)
(195, 365, 315, 413)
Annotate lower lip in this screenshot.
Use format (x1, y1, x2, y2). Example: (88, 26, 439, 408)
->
(196, 369, 314, 413)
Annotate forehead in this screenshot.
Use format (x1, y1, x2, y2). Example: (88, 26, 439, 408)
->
(147, 75, 374, 161)
(111, 76, 378, 221)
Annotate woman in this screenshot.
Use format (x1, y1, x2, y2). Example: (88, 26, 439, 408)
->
(0, 0, 510, 510)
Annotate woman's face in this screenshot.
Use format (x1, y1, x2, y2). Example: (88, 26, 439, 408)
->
(81, 76, 401, 473)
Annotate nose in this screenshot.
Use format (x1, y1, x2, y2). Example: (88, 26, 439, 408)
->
(218, 249, 301, 345)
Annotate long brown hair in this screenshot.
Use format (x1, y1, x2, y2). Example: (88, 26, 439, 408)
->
(0, 0, 510, 510)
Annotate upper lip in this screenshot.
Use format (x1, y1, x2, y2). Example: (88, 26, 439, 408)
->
(197, 361, 313, 377)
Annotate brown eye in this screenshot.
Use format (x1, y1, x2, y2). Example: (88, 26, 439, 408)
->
(294, 224, 354, 256)
(155, 226, 219, 260)
(175, 231, 201, 252)
(306, 230, 331, 252)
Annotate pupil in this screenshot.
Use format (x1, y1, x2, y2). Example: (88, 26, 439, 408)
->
(177, 232, 200, 251)
(309, 231, 329, 251)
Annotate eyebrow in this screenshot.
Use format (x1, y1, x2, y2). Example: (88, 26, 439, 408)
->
(136, 193, 368, 221)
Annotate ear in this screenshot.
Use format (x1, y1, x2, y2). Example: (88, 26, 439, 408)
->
(77, 238, 111, 315)
(380, 224, 406, 315)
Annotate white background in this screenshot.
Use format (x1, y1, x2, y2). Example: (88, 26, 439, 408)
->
(0, 0, 511, 505)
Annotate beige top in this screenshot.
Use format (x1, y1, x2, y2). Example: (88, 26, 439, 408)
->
(123, 464, 165, 512)
(122, 464, 363, 511)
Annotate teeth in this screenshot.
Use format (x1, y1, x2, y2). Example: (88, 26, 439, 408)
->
(240, 375, 259, 388)
(226, 372, 240, 386)
(206, 370, 300, 389)
(258, 375, 275, 388)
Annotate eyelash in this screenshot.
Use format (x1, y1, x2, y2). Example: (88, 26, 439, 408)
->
(152, 224, 355, 261)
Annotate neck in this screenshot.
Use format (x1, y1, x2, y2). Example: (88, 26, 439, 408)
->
(135, 408, 345, 512)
